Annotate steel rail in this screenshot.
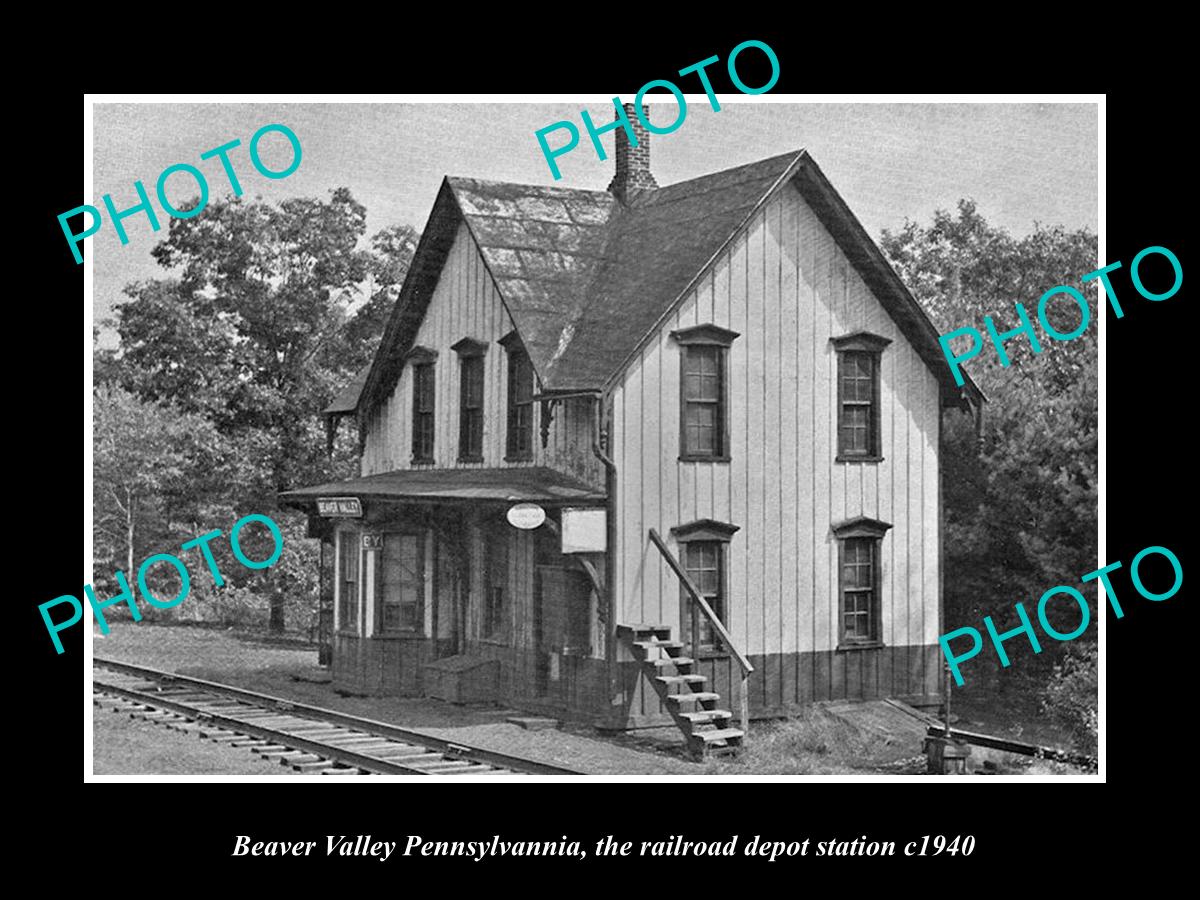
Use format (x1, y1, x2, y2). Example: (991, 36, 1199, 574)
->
(94, 657, 582, 776)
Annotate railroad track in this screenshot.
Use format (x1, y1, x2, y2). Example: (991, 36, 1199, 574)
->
(93, 658, 582, 777)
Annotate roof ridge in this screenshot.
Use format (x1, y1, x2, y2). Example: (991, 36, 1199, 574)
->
(446, 174, 613, 198)
(632, 148, 806, 204)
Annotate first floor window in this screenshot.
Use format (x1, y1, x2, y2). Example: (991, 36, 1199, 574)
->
(379, 532, 423, 633)
(338, 532, 359, 632)
(840, 537, 876, 641)
(684, 540, 725, 652)
(832, 516, 891, 647)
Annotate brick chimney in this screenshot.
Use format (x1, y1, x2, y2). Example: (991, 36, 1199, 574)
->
(607, 102, 657, 203)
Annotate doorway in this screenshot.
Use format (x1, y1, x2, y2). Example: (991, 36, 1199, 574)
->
(534, 564, 593, 701)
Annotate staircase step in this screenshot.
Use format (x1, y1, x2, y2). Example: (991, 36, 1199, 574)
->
(618, 624, 673, 639)
(679, 709, 733, 725)
(665, 692, 720, 706)
(646, 656, 694, 669)
(692, 728, 744, 745)
(633, 640, 684, 652)
(655, 674, 707, 687)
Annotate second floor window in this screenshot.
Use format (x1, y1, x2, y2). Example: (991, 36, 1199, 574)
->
(671, 324, 739, 461)
(459, 355, 484, 461)
(838, 352, 875, 455)
(505, 344, 534, 460)
(683, 345, 724, 457)
(411, 362, 435, 463)
(833, 332, 890, 461)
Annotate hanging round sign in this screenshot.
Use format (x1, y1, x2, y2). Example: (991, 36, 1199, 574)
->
(507, 503, 547, 530)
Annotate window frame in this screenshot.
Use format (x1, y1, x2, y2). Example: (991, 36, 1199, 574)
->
(671, 324, 739, 463)
(500, 331, 535, 462)
(375, 530, 425, 637)
(407, 346, 438, 465)
(336, 530, 360, 635)
(832, 332, 891, 463)
(452, 338, 488, 463)
(671, 518, 740, 658)
(831, 516, 892, 650)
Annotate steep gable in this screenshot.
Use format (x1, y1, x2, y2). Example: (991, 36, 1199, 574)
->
(353, 150, 982, 423)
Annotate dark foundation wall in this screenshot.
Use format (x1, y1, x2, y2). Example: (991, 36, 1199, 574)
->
(612, 643, 943, 729)
(466, 639, 611, 725)
(332, 630, 611, 722)
(332, 633, 433, 696)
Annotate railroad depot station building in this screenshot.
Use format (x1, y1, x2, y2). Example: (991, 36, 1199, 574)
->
(281, 112, 983, 755)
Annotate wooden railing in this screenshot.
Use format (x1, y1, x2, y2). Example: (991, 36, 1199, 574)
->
(648, 528, 754, 734)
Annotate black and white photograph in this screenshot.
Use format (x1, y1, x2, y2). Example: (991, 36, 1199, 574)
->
(81, 98, 1104, 781)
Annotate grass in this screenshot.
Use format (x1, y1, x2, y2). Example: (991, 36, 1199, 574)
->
(704, 705, 927, 775)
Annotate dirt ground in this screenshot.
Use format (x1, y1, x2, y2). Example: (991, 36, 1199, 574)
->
(93, 623, 698, 775)
(94, 701, 294, 776)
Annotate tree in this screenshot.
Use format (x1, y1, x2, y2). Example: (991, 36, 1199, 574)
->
(108, 188, 417, 631)
(341, 224, 420, 370)
(93, 384, 226, 583)
(881, 201, 1098, 694)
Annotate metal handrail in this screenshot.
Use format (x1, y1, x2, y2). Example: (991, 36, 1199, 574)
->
(648, 528, 753, 733)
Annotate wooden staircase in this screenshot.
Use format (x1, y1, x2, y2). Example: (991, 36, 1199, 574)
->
(618, 624, 744, 760)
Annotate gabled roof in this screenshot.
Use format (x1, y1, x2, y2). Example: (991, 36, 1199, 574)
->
(350, 150, 983, 421)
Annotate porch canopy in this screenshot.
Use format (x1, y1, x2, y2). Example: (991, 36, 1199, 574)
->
(279, 466, 605, 513)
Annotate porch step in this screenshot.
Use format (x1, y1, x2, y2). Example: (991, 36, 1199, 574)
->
(665, 691, 720, 706)
(618, 624, 673, 640)
(655, 674, 707, 688)
(619, 621, 745, 762)
(679, 709, 733, 726)
(690, 728, 744, 747)
(646, 656, 694, 669)
(633, 640, 685, 652)
(690, 728, 745, 757)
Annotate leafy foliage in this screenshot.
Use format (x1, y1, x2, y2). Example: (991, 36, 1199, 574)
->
(880, 201, 1098, 692)
(1040, 644, 1098, 756)
(96, 189, 416, 630)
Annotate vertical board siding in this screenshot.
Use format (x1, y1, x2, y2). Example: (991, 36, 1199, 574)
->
(360, 222, 603, 488)
(609, 185, 942, 708)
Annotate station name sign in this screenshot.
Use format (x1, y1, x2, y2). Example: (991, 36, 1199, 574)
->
(316, 497, 363, 518)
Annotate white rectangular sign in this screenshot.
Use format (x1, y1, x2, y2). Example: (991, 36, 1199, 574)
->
(561, 508, 606, 553)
